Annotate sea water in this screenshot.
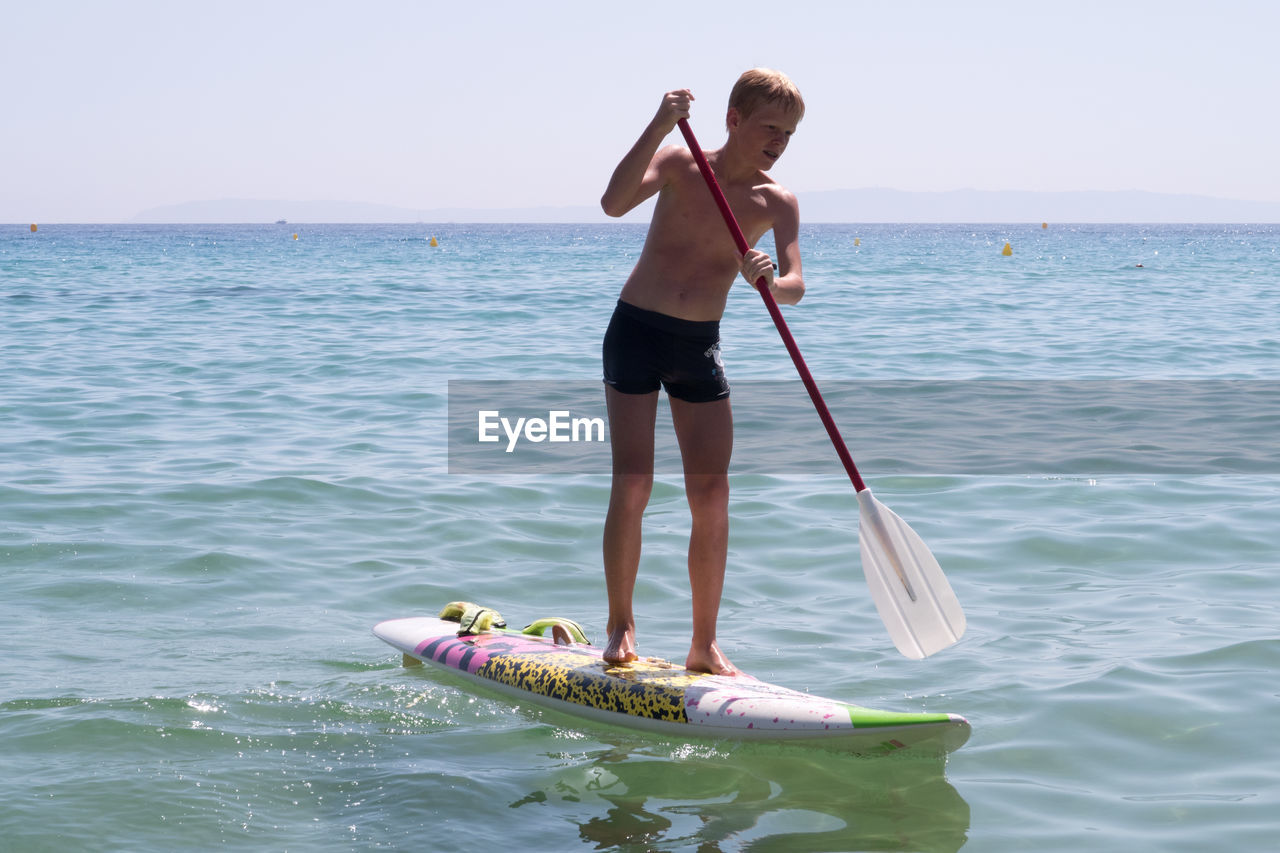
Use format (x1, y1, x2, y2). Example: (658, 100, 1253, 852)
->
(2, 222, 1277, 851)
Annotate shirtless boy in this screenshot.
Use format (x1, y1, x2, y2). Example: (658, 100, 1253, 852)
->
(598, 69, 806, 675)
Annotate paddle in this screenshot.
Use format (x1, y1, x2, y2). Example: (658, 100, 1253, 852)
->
(676, 118, 965, 659)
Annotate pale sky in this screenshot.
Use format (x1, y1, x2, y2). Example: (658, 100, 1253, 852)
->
(5, 0, 1278, 222)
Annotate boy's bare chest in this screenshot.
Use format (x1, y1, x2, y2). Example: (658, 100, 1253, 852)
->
(671, 179, 773, 246)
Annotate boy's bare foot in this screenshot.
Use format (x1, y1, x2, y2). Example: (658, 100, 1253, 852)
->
(685, 641, 740, 676)
(603, 624, 638, 665)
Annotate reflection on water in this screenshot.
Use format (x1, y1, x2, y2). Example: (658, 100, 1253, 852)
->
(510, 739, 969, 852)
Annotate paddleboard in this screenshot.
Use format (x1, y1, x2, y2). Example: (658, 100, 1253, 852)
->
(373, 605, 970, 756)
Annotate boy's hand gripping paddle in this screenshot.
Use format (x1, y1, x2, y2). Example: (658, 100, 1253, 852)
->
(676, 118, 965, 659)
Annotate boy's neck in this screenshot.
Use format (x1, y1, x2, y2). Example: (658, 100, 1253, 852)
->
(710, 142, 759, 184)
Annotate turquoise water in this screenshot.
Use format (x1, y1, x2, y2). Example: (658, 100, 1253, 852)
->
(2, 223, 1277, 851)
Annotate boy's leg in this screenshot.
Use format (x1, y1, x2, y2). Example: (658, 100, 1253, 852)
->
(669, 396, 736, 675)
(603, 386, 658, 664)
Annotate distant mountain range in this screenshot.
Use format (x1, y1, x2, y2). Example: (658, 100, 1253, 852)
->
(798, 188, 1280, 224)
(130, 198, 604, 225)
(132, 189, 1280, 224)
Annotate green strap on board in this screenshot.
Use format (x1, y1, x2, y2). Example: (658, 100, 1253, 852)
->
(522, 618, 591, 645)
(438, 601, 506, 635)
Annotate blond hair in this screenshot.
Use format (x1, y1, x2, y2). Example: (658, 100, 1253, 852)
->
(727, 68, 805, 127)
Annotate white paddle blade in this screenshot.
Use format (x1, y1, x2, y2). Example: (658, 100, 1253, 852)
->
(857, 489, 966, 659)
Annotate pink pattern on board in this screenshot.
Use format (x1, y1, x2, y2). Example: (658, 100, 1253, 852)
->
(414, 635, 493, 674)
(442, 644, 470, 670)
(415, 629, 595, 676)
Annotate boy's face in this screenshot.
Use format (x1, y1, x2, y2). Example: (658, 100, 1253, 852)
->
(729, 104, 801, 172)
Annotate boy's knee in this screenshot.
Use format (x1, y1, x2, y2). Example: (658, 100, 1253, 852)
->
(611, 473, 654, 510)
(684, 474, 729, 513)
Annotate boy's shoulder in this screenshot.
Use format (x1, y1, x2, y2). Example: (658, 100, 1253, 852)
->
(760, 174, 796, 199)
(654, 142, 697, 169)
(757, 174, 800, 215)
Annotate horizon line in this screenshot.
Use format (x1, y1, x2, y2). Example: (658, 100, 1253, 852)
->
(13, 187, 1280, 227)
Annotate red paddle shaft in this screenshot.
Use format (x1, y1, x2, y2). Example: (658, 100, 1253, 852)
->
(676, 118, 868, 494)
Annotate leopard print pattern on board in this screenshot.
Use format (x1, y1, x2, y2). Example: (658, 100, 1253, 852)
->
(478, 650, 708, 722)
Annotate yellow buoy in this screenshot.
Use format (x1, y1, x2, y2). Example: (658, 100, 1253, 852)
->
(292, 233, 298, 240)
(30, 223, 38, 232)
(853, 237, 861, 247)
(1001, 242, 1013, 256)
(429, 236, 439, 247)
(1041, 222, 1048, 229)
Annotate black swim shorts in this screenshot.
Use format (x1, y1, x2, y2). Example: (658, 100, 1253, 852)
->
(602, 300, 729, 403)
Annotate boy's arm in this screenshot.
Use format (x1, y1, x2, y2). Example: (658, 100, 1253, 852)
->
(601, 90, 693, 218)
(741, 190, 805, 305)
